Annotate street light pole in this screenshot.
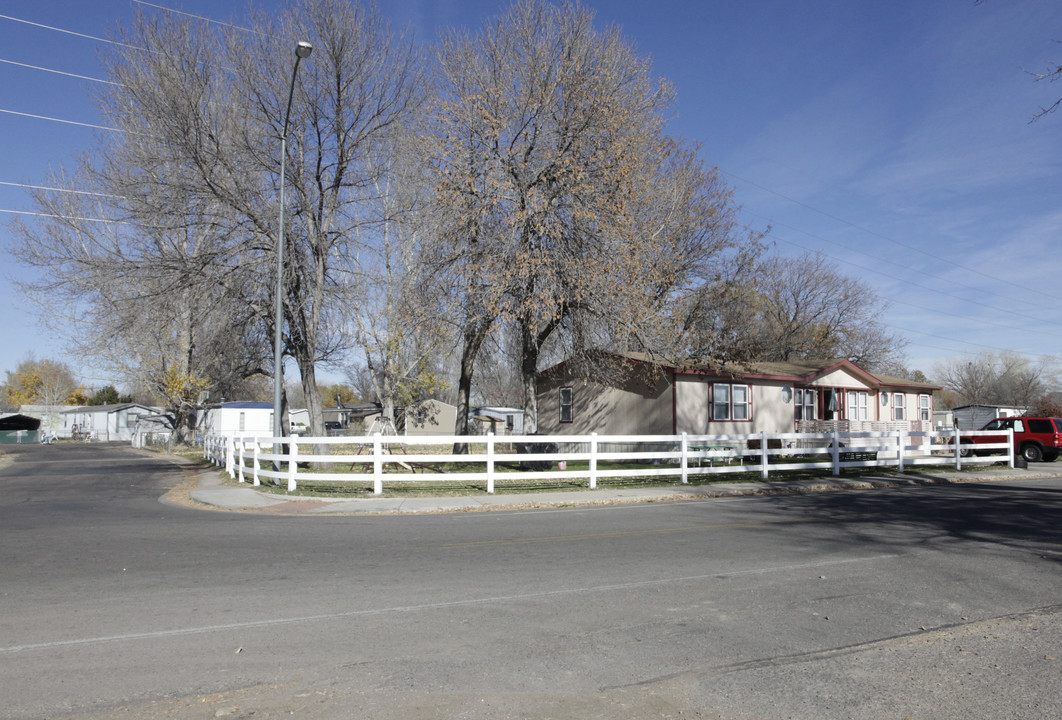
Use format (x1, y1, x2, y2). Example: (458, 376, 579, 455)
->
(273, 40, 313, 449)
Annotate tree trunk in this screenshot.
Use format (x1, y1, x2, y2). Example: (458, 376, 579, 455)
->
(297, 356, 324, 438)
(520, 323, 540, 435)
(453, 322, 490, 453)
(518, 314, 565, 436)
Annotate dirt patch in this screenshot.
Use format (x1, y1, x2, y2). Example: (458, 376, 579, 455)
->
(159, 465, 238, 512)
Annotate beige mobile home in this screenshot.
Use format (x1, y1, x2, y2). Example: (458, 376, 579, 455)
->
(537, 353, 938, 437)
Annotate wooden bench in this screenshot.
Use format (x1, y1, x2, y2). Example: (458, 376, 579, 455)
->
(839, 451, 877, 462)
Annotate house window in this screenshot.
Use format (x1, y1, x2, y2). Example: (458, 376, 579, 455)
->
(733, 384, 749, 420)
(847, 390, 869, 421)
(712, 383, 751, 421)
(712, 383, 730, 420)
(506, 414, 515, 431)
(795, 388, 816, 421)
(919, 394, 931, 421)
(893, 393, 906, 421)
(559, 387, 573, 423)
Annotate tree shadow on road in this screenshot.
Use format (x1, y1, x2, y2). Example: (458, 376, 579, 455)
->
(759, 480, 1062, 560)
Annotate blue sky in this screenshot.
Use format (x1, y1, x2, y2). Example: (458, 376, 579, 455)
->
(1, 0, 1060, 389)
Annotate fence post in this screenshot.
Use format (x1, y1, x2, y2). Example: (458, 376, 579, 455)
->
(897, 429, 905, 473)
(287, 438, 298, 491)
(226, 434, 236, 478)
(589, 432, 598, 489)
(954, 425, 962, 470)
(1008, 428, 1015, 469)
(373, 432, 383, 495)
(759, 431, 769, 480)
(680, 432, 689, 484)
(831, 429, 840, 477)
(253, 440, 261, 486)
(237, 435, 247, 482)
(486, 432, 495, 494)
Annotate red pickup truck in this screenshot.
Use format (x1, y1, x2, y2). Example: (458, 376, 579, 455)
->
(957, 416, 1062, 462)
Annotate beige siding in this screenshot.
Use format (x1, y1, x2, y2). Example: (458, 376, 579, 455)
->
(537, 370, 673, 435)
(537, 361, 937, 436)
(674, 375, 708, 433)
(806, 367, 872, 388)
(678, 377, 794, 435)
(885, 390, 933, 424)
(405, 400, 458, 436)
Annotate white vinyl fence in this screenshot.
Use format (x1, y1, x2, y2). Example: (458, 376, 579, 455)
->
(203, 427, 1014, 495)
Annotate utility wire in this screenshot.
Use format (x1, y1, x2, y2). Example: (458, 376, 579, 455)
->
(0, 180, 120, 198)
(721, 168, 1062, 305)
(0, 208, 116, 223)
(131, 0, 259, 34)
(0, 13, 138, 49)
(769, 231, 1062, 332)
(0, 58, 118, 85)
(744, 208, 1062, 308)
(0, 108, 120, 132)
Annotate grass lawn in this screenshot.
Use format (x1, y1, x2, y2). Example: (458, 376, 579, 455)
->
(237, 462, 981, 499)
(143, 442, 1003, 499)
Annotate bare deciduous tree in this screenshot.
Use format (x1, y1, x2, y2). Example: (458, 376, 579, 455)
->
(933, 351, 1058, 407)
(748, 252, 906, 373)
(14, 0, 426, 439)
(427, 0, 752, 432)
(11, 162, 269, 442)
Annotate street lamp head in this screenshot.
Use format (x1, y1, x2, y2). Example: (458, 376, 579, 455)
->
(295, 41, 313, 58)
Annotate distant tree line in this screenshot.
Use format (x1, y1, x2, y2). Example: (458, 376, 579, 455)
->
(934, 351, 1060, 410)
(1, 356, 132, 408)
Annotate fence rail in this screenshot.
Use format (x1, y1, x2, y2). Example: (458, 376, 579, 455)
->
(203, 427, 1015, 495)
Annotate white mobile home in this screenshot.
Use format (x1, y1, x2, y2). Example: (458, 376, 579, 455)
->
(62, 403, 159, 442)
(198, 402, 313, 437)
(199, 401, 274, 436)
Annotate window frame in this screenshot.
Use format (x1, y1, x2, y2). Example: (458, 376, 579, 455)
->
(711, 382, 752, 422)
(893, 393, 906, 421)
(559, 387, 573, 424)
(794, 388, 816, 421)
(847, 390, 869, 421)
(919, 394, 931, 421)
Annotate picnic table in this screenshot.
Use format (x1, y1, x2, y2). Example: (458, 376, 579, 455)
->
(690, 445, 741, 466)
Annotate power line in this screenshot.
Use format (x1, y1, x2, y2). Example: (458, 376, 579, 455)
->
(769, 230, 1062, 332)
(763, 229, 1062, 360)
(744, 208, 1062, 308)
(885, 294, 1044, 338)
(0, 108, 121, 132)
(0, 180, 120, 198)
(721, 167, 1062, 305)
(0, 57, 117, 85)
(887, 321, 1053, 359)
(131, 0, 258, 34)
(0, 208, 118, 223)
(0, 13, 137, 49)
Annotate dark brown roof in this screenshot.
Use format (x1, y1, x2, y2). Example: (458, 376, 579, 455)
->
(594, 351, 940, 390)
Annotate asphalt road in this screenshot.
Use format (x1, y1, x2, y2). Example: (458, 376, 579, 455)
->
(2, 443, 1061, 719)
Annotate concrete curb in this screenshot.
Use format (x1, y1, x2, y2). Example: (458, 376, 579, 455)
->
(186, 464, 1060, 516)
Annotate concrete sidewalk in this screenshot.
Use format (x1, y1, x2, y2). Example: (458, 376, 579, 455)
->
(186, 463, 1061, 515)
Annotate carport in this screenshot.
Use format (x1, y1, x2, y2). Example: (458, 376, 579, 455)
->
(0, 413, 42, 443)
